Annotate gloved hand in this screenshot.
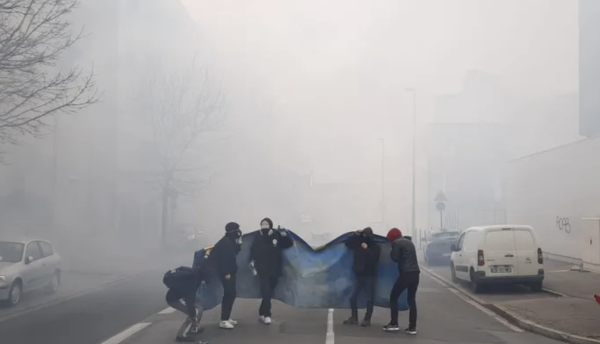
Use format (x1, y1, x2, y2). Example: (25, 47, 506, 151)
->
(278, 226, 288, 236)
(355, 229, 363, 236)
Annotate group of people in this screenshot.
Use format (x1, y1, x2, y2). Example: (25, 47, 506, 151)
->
(162, 219, 421, 343)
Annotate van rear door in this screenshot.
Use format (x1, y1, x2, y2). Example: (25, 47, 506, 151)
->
(512, 228, 539, 276)
(483, 228, 517, 276)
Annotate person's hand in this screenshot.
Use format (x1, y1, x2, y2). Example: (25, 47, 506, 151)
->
(361, 242, 368, 249)
(355, 230, 363, 236)
(279, 227, 288, 236)
(225, 274, 231, 280)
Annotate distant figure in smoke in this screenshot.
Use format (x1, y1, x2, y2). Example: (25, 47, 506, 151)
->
(249, 217, 293, 324)
(210, 222, 243, 329)
(343, 227, 380, 327)
(383, 227, 420, 335)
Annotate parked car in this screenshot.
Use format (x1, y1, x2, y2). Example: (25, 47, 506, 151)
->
(0, 238, 62, 307)
(423, 230, 461, 265)
(449, 225, 544, 293)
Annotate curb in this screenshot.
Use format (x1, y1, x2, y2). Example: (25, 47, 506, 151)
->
(421, 266, 600, 344)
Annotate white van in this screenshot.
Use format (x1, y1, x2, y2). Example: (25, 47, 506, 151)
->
(449, 225, 544, 293)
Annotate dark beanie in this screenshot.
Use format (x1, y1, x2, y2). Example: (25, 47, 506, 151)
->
(260, 218, 273, 229)
(225, 222, 240, 232)
(362, 227, 374, 236)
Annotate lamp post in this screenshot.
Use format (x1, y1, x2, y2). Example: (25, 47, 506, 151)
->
(377, 138, 385, 229)
(405, 88, 417, 238)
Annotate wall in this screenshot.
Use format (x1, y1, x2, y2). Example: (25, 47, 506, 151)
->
(506, 137, 600, 261)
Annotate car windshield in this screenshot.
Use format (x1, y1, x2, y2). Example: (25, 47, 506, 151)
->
(0, 241, 24, 263)
(430, 232, 460, 241)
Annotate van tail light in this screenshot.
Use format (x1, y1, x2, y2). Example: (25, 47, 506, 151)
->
(477, 250, 485, 266)
(537, 248, 544, 264)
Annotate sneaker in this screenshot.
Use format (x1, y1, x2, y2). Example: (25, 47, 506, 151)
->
(360, 319, 371, 327)
(228, 319, 238, 325)
(219, 320, 234, 329)
(383, 323, 400, 332)
(343, 317, 359, 325)
(175, 336, 196, 342)
(259, 315, 265, 323)
(405, 328, 417, 335)
(188, 327, 204, 335)
(264, 316, 272, 324)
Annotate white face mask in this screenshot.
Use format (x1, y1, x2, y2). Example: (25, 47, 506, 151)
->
(261, 222, 270, 229)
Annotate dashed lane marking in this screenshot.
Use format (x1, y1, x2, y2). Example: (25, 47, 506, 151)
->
(158, 307, 176, 314)
(326, 308, 334, 344)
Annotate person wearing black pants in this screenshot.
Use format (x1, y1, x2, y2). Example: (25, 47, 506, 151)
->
(211, 222, 243, 329)
(249, 218, 293, 324)
(384, 227, 420, 335)
(342, 227, 380, 327)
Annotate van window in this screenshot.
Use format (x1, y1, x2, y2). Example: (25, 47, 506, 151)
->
(463, 232, 478, 250)
(484, 230, 515, 250)
(513, 230, 535, 250)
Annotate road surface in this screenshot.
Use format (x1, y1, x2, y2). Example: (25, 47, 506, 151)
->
(33, 269, 562, 344)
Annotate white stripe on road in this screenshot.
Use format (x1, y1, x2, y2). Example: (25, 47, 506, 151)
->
(421, 267, 523, 333)
(100, 323, 152, 344)
(326, 308, 335, 344)
(158, 307, 176, 314)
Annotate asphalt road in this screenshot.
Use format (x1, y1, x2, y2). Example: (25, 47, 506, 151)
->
(0, 269, 168, 344)
(109, 271, 564, 344)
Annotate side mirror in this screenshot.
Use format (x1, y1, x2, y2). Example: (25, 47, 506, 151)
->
(450, 244, 457, 252)
(25, 256, 33, 264)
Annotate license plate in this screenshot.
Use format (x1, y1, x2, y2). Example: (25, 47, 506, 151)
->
(491, 266, 512, 273)
(443, 253, 451, 257)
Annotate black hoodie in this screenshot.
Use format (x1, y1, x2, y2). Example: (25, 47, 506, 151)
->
(250, 218, 293, 277)
(345, 228, 381, 277)
(211, 222, 242, 277)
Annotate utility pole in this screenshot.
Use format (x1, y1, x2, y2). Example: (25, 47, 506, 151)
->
(406, 88, 417, 238)
(378, 138, 385, 229)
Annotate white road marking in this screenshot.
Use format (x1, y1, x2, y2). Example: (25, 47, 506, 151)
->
(100, 323, 152, 344)
(421, 267, 524, 333)
(326, 308, 335, 344)
(158, 307, 176, 314)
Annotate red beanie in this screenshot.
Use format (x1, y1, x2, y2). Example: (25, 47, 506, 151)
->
(387, 227, 402, 242)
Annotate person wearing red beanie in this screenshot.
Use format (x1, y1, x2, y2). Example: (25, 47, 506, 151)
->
(384, 227, 420, 335)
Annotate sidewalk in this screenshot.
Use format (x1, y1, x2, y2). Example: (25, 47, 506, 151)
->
(492, 259, 600, 344)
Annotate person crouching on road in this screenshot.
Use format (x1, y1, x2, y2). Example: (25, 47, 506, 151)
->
(211, 222, 243, 329)
(250, 217, 294, 324)
(383, 227, 420, 335)
(163, 265, 207, 343)
(343, 227, 381, 327)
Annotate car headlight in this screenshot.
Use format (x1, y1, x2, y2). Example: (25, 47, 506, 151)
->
(0, 276, 7, 286)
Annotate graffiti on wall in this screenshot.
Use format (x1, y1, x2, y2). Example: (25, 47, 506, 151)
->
(556, 216, 572, 233)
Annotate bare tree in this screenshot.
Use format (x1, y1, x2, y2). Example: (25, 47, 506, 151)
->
(140, 57, 225, 241)
(0, 0, 99, 147)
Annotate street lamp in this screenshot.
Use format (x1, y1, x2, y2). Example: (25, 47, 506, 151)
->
(405, 88, 417, 238)
(377, 138, 385, 229)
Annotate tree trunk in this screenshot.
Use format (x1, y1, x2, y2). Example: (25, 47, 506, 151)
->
(161, 186, 169, 246)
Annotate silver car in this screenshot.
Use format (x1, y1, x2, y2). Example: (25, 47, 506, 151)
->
(0, 238, 62, 307)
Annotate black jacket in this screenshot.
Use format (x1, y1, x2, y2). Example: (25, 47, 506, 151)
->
(390, 237, 420, 274)
(345, 233, 381, 276)
(210, 234, 240, 277)
(250, 229, 293, 277)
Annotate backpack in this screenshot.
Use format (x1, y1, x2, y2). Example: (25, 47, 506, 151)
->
(163, 266, 194, 289)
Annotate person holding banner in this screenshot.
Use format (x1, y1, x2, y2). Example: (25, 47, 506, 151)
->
(343, 227, 380, 327)
(384, 227, 420, 335)
(249, 217, 294, 324)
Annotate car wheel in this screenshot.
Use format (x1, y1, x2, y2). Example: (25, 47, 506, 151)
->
(7, 279, 22, 307)
(44, 271, 60, 294)
(470, 269, 483, 294)
(529, 281, 543, 292)
(450, 263, 459, 283)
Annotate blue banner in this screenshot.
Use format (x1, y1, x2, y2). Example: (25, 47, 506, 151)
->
(193, 231, 408, 311)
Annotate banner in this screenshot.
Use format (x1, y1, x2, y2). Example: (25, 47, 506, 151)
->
(194, 231, 409, 311)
